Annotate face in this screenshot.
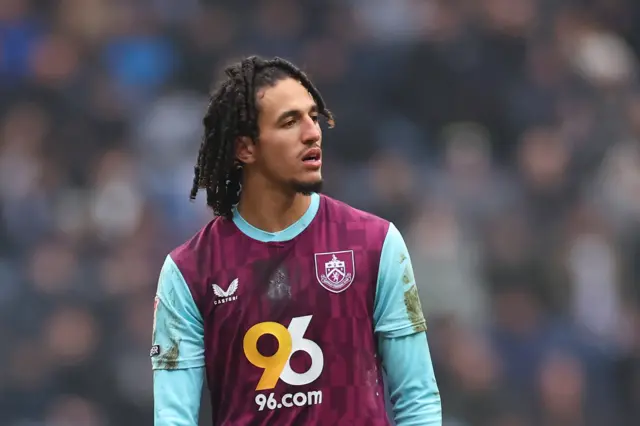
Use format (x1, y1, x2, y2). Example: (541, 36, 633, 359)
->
(236, 77, 323, 194)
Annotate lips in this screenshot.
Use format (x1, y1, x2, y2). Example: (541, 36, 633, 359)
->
(302, 147, 322, 169)
(302, 147, 322, 162)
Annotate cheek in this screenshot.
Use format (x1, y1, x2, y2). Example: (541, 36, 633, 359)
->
(261, 135, 298, 166)
(258, 142, 296, 176)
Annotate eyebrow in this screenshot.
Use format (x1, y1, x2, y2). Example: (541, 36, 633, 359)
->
(275, 104, 318, 124)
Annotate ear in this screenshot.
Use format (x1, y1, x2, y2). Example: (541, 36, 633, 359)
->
(235, 136, 256, 164)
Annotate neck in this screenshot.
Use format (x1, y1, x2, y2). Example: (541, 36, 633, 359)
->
(237, 178, 312, 233)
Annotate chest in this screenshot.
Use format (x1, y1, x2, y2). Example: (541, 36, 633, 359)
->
(203, 236, 379, 327)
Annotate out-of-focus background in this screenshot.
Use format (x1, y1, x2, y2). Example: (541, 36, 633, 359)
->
(2, 0, 640, 425)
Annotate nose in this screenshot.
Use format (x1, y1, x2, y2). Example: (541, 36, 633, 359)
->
(302, 116, 321, 145)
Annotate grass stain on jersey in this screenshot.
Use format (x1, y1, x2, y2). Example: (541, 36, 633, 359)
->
(154, 287, 181, 370)
(404, 284, 427, 333)
(402, 263, 414, 286)
(156, 339, 180, 370)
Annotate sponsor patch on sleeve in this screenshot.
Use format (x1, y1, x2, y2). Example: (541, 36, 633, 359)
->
(150, 344, 160, 357)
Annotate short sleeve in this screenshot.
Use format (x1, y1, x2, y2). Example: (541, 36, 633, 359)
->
(151, 255, 205, 370)
(373, 223, 427, 338)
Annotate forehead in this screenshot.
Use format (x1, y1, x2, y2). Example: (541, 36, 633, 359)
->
(257, 78, 316, 120)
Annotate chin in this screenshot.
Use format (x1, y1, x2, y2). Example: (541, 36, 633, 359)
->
(291, 178, 323, 195)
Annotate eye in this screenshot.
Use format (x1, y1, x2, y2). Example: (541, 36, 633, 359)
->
(283, 119, 296, 128)
(310, 114, 319, 123)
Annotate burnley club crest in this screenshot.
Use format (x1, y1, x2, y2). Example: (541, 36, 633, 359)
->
(314, 250, 355, 293)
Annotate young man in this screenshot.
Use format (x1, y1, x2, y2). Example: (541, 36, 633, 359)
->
(152, 56, 442, 425)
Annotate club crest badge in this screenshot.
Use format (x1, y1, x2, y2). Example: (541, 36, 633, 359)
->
(314, 250, 355, 293)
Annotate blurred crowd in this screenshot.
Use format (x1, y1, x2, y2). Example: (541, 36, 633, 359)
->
(2, 0, 640, 425)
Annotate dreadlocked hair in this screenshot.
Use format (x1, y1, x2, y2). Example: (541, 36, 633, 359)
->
(189, 56, 334, 219)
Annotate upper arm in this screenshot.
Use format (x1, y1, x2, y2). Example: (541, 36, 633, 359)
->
(152, 255, 205, 370)
(373, 223, 427, 338)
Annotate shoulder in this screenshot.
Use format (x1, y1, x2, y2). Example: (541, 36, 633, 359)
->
(321, 195, 390, 228)
(320, 195, 391, 253)
(168, 216, 229, 283)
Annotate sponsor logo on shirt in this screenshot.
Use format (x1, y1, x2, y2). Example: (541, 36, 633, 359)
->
(243, 315, 324, 411)
(150, 345, 160, 357)
(212, 278, 239, 305)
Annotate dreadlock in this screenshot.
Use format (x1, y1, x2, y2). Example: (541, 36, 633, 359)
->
(189, 56, 334, 219)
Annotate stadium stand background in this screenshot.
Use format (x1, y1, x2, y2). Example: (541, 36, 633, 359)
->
(1, 0, 640, 424)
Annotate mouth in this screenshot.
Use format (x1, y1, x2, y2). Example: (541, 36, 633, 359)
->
(302, 148, 322, 169)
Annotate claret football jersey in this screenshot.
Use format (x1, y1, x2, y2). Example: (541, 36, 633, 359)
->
(152, 193, 430, 425)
